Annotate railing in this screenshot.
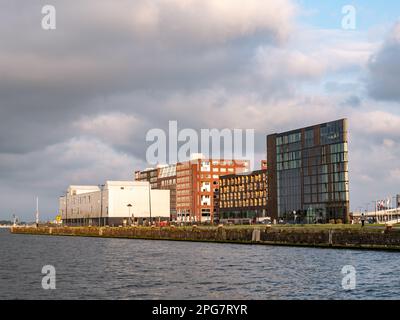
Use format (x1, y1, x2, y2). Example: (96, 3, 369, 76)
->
(353, 208, 400, 223)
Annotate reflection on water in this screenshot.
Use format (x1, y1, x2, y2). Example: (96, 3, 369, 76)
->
(0, 229, 399, 299)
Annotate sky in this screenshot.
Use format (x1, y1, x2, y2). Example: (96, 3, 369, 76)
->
(0, 0, 400, 221)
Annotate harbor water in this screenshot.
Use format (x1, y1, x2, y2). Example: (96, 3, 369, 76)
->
(0, 229, 399, 299)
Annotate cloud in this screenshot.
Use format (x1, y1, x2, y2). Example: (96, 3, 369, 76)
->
(0, 137, 143, 220)
(351, 109, 400, 139)
(367, 22, 400, 102)
(74, 112, 143, 147)
(0, 1, 400, 220)
(0, 0, 297, 156)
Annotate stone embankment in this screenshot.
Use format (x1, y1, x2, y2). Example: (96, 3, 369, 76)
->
(10, 225, 400, 251)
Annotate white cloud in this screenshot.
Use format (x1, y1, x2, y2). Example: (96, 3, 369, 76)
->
(351, 110, 400, 137)
(128, 0, 297, 45)
(74, 112, 143, 146)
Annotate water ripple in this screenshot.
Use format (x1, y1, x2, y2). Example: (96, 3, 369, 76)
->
(0, 229, 399, 299)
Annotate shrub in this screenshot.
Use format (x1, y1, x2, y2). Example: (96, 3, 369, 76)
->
(336, 219, 343, 224)
(329, 219, 335, 224)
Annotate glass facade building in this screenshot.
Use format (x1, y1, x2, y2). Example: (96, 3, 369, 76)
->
(267, 119, 349, 223)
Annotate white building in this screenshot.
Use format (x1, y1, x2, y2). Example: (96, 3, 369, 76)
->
(59, 181, 170, 226)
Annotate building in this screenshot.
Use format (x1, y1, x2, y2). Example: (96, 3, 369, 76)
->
(59, 181, 170, 226)
(267, 119, 349, 223)
(134, 164, 177, 220)
(176, 155, 250, 223)
(218, 169, 268, 224)
(397, 194, 400, 208)
(135, 167, 159, 188)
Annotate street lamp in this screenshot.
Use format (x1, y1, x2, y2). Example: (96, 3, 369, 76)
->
(98, 184, 105, 227)
(148, 184, 152, 226)
(64, 190, 68, 226)
(127, 204, 132, 226)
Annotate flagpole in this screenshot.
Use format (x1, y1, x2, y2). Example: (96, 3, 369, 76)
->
(35, 196, 39, 227)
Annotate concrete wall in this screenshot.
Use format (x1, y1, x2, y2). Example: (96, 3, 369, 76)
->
(151, 189, 170, 217)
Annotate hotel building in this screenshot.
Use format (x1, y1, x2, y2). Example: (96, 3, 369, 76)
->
(267, 119, 349, 223)
(218, 169, 268, 224)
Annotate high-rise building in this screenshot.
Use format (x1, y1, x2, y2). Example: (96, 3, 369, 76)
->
(218, 169, 268, 224)
(134, 164, 177, 220)
(176, 156, 250, 223)
(267, 119, 349, 223)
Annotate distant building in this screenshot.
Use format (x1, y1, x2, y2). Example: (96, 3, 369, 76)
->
(176, 155, 250, 223)
(267, 119, 349, 223)
(397, 194, 400, 208)
(218, 169, 267, 224)
(59, 181, 170, 226)
(135, 164, 177, 220)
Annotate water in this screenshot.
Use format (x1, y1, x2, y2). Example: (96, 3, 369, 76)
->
(0, 229, 399, 299)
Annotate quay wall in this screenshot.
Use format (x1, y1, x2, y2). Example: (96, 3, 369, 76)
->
(9, 226, 400, 251)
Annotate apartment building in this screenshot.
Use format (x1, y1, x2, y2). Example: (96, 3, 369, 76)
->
(218, 169, 268, 224)
(176, 157, 250, 223)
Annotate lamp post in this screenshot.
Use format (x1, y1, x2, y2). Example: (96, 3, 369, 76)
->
(65, 190, 68, 226)
(98, 184, 105, 227)
(148, 183, 152, 226)
(127, 204, 132, 225)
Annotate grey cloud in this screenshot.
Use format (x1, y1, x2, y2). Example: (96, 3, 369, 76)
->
(0, 0, 296, 220)
(367, 22, 400, 102)
(341, 95, 362, 108)
(0, 0, 294, 155)
(1, 1, 400, 221)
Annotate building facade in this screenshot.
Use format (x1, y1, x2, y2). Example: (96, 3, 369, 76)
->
(267, 119, 349, 223)
(134, 164, 177, 220)
(218, 169, 267, 224)
(176, 157, 250, 223)
(59, 181, 170, 226)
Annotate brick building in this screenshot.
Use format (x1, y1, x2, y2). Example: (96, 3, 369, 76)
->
(176, 157, 250, 223)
